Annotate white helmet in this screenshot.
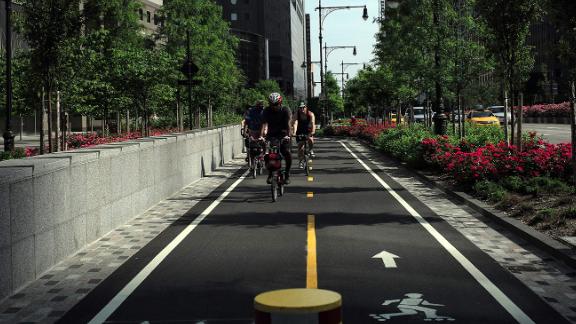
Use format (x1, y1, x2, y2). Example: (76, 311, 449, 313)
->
(268, 92, 283, 105)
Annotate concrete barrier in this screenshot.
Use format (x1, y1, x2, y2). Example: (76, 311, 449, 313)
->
(0, 125, 243, 301)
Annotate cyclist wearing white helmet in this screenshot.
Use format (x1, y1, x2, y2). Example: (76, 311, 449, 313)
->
(260, 92, 293, 184)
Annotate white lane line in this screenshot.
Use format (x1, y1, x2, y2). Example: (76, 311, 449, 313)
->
(88, 170, 249, 324)
(339, 141, 535, 324)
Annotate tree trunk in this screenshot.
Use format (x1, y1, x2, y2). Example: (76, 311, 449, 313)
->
(503, 90, 509, 144)
(570, 81, 576, 185)
(47, 88, 53, 153)
(517, 92, 524, 150)
(126, 109, 130, 134)
(55, 90, 60, 152)
(510, 88, 515, 146)
(40, 89, 45, 155)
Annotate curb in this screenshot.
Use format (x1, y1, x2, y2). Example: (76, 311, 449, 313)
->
(350, 138, 576, 270)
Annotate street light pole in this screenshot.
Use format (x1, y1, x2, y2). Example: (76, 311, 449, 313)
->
(432, 0, 447, 135)
(318, 0, 325, 127)
(340, 61, 362, 97)
(323, 44, 356, 123)
(316, 1, 367, 127)
(3, 0, 14, 152)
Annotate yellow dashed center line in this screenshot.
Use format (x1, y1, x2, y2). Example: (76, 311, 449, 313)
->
(307, 215, 318, 289)
(307, 176, 314, 182)
(306, 192, 314, 198)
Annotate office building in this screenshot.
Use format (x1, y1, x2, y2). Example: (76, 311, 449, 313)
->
(216, 0, 307, 99)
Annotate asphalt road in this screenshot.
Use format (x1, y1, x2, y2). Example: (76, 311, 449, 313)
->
(516, 123, 571, 144)
(58, 139, 569, 324)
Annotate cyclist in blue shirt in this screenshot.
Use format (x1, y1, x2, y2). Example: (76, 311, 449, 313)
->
(243, 100, 266, 155)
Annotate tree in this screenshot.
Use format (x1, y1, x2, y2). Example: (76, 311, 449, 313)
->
(325, 72, 343, 119)
(158, 0, 243, 121)
(239, 80, 283, 110)
(20, 0, 81, 153)
(547, 0, 576, 182)
(477, 0, 542, 148)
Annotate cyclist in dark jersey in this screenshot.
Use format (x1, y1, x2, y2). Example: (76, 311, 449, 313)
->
(260, 92, 293, 184)
(243, 100, 265, 149)
(292, 102, 316, 163)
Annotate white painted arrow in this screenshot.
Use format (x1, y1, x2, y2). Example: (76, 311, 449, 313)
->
(372, 251, 400, 268)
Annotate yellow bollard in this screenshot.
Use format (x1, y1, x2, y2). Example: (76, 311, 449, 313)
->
(254, 288, 342, 324)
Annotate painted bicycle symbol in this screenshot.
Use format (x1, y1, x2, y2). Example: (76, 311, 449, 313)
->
(370, 293, 455, 322)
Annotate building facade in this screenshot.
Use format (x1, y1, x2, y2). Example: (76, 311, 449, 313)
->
(137, 0, 163, 34)
(216, 0, 307, 99)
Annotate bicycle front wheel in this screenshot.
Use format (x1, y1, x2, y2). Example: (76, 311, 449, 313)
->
(271, 177, 278, 202)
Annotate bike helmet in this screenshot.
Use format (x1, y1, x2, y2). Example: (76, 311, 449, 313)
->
(268, 92, 283, 105)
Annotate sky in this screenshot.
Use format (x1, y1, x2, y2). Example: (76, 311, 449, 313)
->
(304, 0, 381, 92)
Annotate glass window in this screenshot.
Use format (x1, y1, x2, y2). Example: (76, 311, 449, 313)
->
(153, 14, 158, 25)
(471, 111, 494, 118)
(138, 9, 143, 21)
(146, 11, 151, 23)
(244, 12, 250, 20)
(231, 13, 238, 20)
(231, 0, 237, 4)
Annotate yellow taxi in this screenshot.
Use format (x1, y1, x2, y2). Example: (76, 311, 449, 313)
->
(466, 110, 500, 126)
(390, 113, 405, 125)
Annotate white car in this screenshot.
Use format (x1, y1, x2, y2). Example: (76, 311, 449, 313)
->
(404, 106, 431, 123)
(487, 105, 511, 125)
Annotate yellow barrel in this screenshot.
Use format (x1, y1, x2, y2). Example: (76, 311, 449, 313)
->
(254, 288, 342, 324)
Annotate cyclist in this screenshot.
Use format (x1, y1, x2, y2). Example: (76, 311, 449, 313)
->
(292, 102, 316, 164)
(260, 92, 293, 184)
(243, 100, 265, 152)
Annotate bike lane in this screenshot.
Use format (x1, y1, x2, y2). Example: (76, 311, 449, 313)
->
(309, 139, 569, 323)
(60, 153, 320, 323)
(58, 138, 571, 323)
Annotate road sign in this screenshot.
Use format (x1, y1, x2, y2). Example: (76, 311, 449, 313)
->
(180, 60, 199, 77)
(178, 80, 201, 86)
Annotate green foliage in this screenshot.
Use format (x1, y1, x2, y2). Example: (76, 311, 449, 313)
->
(499, 176, 525, 192)
(240, 80, 283, 109)
(158, 0, 243, 114)
(325, 72, 343, 115)
(548, 0, 576, 80)
(476, 0, 542, 93)
(375, 124, 434, 167)
(523, 177, 574, 196)
(0, 148, 26, 162)
(559, 207, 576, 220)
(474, 180, 506, 202)
(460, 123, 505, 148)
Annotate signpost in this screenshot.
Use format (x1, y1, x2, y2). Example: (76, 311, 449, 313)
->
(182, 31, 199, 130)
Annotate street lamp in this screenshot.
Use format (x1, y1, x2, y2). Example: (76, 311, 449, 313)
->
(323, 44, 356, 122)
(2, 0, 14, 152)
(341, 61, 362, 97)
(315, 0, 368, 127)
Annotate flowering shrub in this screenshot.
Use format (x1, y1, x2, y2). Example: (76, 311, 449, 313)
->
(421, 134, 572, 184)
(66, 128, 179, 149)
(521, 102, 571, 118)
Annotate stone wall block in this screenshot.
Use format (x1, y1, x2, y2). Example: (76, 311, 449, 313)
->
(69, 164, 88, 219)
(34, 229, 55, 277)
(54, 220, 75, 261)
(138, 148, 154, 190)
(52, 169, 70, 225)
(11, 237, 35, 291)
(73, 213, 87, 250)
(12, 178, 35, 243)
(0, 247, 11, 301)
(0, 184, 10, 249)
(85, 160, 103, 213)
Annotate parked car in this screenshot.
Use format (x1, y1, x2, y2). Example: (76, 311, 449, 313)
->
(466, 110, 501, 126)
(404, 106, 431, 123)
(487, 105, 511, 125)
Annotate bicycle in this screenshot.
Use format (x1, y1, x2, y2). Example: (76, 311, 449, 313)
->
(296, 134, 313, 176)
(264, 137, 288, 202)
(247, 137, 265, 179)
